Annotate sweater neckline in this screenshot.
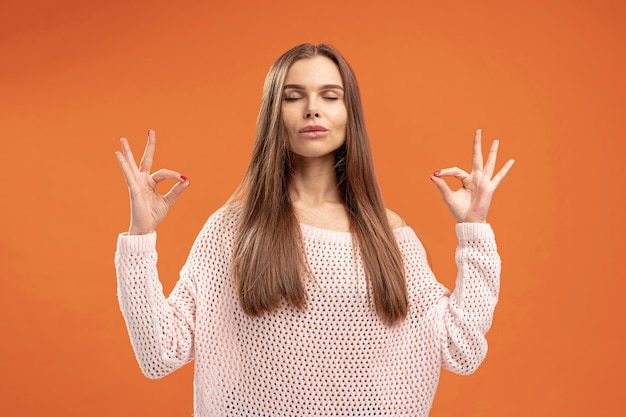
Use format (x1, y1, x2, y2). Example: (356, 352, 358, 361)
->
(299, 223, 414, 244)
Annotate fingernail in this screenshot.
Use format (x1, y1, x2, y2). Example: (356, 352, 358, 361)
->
(180, 175, 189, 183)
(433, 170, 441, 177)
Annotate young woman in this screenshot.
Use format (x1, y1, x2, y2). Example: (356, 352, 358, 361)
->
(114, 43, 514, 416)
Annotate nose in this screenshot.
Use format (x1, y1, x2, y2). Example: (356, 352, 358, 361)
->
(306, 111, 320, 119)
(305, 100, 320, 119)
(306, 110, 320, 119)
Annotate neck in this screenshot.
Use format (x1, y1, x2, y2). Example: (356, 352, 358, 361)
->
(288, 154, 341, 205)
(288, 154, 350, 232)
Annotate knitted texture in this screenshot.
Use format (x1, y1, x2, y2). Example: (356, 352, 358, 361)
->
(115, 206, 501, 416)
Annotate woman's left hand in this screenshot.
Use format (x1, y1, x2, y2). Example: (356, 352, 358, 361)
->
(430, 129, 515, 223)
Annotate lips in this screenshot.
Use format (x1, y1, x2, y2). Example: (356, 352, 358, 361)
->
(299, 125, 328, 133)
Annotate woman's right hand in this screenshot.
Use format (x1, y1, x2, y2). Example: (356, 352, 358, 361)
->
(115, 129, 190, 235)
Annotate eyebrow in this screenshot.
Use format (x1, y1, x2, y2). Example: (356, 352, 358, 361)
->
(283, 84, 344, 91)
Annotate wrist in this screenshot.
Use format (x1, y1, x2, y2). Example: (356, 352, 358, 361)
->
(128, 225, 154, 235)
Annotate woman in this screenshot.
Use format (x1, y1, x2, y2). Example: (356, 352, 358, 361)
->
(114, 43, 514, 416)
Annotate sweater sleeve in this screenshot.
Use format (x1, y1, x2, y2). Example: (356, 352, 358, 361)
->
(115, 231, 197, 379)
(438, 222, 501, 375)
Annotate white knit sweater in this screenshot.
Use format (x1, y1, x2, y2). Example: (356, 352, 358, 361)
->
(115, 205, 500, 416)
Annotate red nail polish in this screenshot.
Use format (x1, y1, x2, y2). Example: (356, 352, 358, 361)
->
(433, 170, 441, 177)
(180, 175, 189, 182)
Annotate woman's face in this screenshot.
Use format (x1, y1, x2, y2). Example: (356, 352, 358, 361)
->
(281, 55, 347, 160)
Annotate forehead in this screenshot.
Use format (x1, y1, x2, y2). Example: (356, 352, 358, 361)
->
(284, 55, 343, 87)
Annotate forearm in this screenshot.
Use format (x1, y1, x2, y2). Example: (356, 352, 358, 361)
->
(115, 232, 194, 378)
(440, 222, 501, 375)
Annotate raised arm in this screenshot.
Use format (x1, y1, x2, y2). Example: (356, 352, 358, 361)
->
(428, 130, 513, 373)
(114, 130, 195, 378)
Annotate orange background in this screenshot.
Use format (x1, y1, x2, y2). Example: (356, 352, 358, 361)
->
(1, 0, 624, 415)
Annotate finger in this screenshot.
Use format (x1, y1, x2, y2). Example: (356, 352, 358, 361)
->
(163, 179, 190, 207)
(491, 158, 515, 188)
(483, 139, 500, 178)
(120, 137, 140, 173)
(472, 129, 483, 172)
(115, 149, 138, 188)
(139, 129, 156, 173)
(151, 168, 187, 184)
(434, 167, 470, 183)
(429, 174, 454, 201)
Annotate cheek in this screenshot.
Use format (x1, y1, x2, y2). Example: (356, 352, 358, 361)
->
(337, 108, 348, 130)
(281, 107, 299, 128)
(335, 103, 348, 123)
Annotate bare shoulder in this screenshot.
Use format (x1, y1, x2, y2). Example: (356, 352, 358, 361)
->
(385, 208, 408, 230)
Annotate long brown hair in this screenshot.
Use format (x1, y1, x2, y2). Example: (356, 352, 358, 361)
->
(230, 43, 407, 324)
